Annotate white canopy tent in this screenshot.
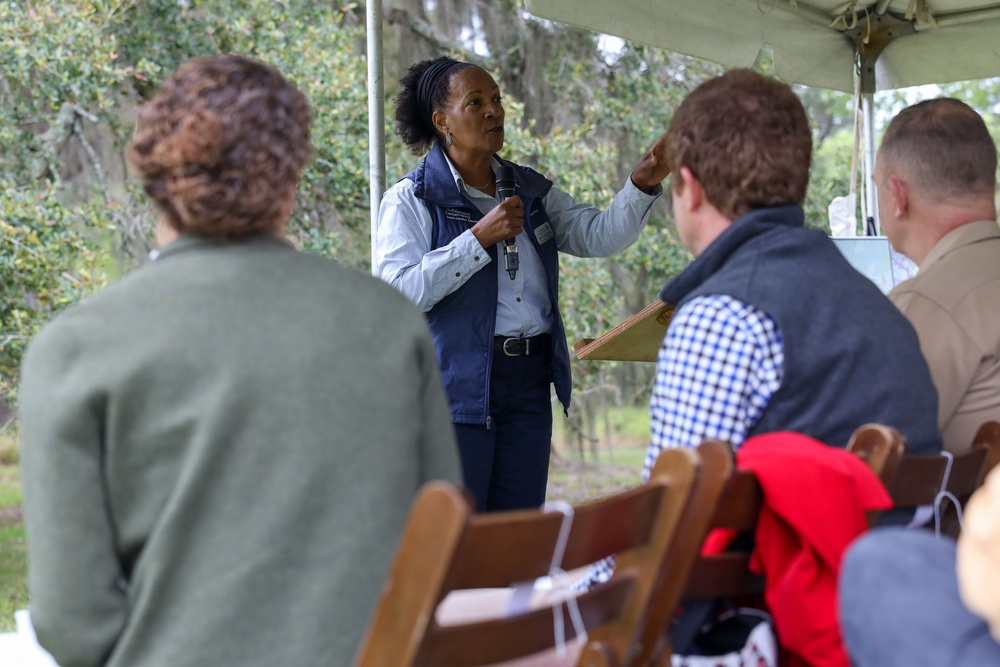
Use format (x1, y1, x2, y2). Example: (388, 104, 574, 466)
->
(366, 0, 1000, 255)
(523, 0, 1000, 93)
(523, 0, 1000, 236)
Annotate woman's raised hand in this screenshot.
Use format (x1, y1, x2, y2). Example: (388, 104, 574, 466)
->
(630, 131, 671, 194)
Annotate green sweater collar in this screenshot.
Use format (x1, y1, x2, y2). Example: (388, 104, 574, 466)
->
(156, 234, 295, 261)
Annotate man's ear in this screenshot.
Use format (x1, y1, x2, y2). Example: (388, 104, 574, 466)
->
(888, 176, 909, 219)
(677, 166, 704, 212)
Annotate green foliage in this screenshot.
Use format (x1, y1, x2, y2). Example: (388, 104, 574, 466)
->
(937, 77, 1000, 113)
(0, 3, 137, 396)
(0, 2, 137, 178)
(0, 1, 372, 397)
(796, 85, 855, 147)
(598, 45, 709, 150)
(273, 7, 373, 267)
(113, 0, 374, 265)
(1, 183, 112, 396)
(497, 62, 695, 400)
(804, 129, 858, 232)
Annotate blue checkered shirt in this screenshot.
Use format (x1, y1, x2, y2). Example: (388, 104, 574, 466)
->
(574, 294, 784, 590)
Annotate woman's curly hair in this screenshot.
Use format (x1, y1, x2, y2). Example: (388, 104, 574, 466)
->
(394, 56, 476, 155)
(128, 55, 313, 239)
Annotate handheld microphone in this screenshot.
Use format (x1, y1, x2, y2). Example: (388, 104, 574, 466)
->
(496, 165, 518, 280)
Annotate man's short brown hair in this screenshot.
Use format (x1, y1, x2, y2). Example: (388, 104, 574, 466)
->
(879, 98, 997, 201)
(666, 69, 812, 220)
(129, 55, 313, 240)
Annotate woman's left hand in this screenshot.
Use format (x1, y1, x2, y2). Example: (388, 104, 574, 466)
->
(630, 131, 670, 194)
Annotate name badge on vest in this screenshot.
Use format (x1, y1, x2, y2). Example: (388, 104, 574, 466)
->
(533, 221, 554, 245)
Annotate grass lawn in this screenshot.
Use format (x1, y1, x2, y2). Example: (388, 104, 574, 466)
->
(553, 404, 650, 458)
(0, 464, 25, 634)
(546, 404, 651, 503)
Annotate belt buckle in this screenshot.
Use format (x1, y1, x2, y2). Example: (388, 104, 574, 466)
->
(502, 337, 521, 357)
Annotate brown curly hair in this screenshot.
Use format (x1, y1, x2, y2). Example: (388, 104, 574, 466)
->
(666, 69, 812, 220)
(129, 55, 313, 239)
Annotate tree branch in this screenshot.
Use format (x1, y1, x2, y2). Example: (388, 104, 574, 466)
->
(71, 106, 112, 205)
(386, 8, 495, 70)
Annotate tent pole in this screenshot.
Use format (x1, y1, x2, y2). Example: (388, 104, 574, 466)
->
(367, 0, 386, 274)
(862, 91, 879, 235)
(847, 11, 915, 236)
(856, 38, 882, 237)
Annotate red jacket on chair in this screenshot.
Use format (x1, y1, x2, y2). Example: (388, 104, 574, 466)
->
(735, 432, 893, 667)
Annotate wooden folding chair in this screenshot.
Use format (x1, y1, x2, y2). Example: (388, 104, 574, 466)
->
(845, 423, 906, 527)
(972, 420, 1000, 479)
(352, 446, 725, 667)
(846, 423, 905, 489)
(677, 462, 765, 603)
(866, 431, 989, 537)
(630, 440, 734, 666)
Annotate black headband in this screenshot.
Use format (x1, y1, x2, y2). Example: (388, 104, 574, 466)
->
(417, 59, 462, 131)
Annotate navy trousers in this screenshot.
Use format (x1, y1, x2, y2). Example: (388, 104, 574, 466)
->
(453, 347, 553, 513)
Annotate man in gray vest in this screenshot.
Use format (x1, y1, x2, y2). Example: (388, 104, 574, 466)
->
(641, 68, 941, 480)
(578, 68, 942, 593)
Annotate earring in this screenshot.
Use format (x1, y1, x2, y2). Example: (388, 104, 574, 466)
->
(444, 132, 453, 147)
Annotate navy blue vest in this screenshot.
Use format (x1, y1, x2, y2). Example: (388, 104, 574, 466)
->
(406, 144, 572, 424)
(660, 205, 942, 454)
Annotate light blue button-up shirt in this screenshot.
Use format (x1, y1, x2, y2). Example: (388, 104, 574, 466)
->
(375, 153, 662, 337)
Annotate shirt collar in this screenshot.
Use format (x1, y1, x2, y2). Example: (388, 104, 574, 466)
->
(154, 233, 294, 261)
(919, 219, 1000, 273)
(440, 151, 500, 198)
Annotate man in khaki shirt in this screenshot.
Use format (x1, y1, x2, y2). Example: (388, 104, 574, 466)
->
(875, 98, 1000, 453)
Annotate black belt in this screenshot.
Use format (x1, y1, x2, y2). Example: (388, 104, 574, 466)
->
(493, 334, 549, 357)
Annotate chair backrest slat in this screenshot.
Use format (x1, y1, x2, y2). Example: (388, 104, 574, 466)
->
(888, 455, 950, 507)
(561, 486, 665, 570)
(683, 553, 762, 598)
(419, 579, 634, 667)
(973, 420, 1000, 478)
(888, 447, 986, 510)
(707, 471, 762, 530)
(678, 470, 765, 601)
(444, 486, 664, 590)
(443, 511, 564, 590)
(847, 423, 904, 488)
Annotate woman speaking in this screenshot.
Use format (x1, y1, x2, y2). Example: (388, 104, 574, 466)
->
(377, 56, 669, 512)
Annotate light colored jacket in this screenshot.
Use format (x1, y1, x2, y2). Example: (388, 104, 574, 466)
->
(890, 220, 1000, 453)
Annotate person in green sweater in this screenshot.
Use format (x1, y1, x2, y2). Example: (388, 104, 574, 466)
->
(18, 54, 461, 667)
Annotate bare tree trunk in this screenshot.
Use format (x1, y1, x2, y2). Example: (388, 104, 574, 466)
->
(380, 0, 601, 136)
